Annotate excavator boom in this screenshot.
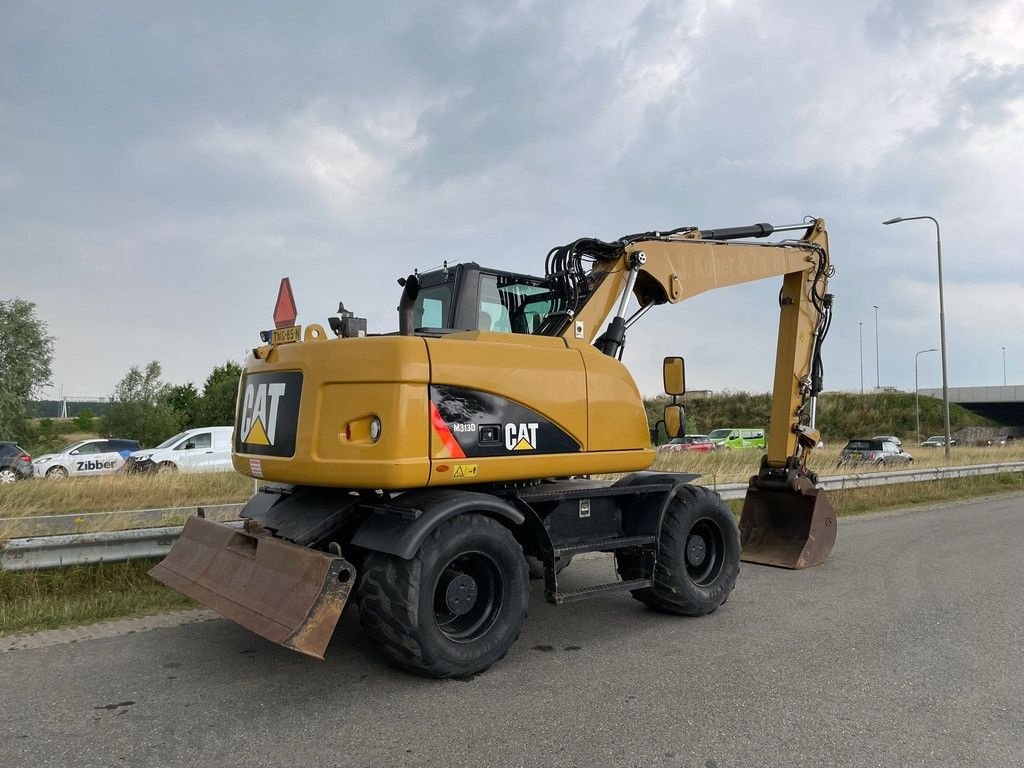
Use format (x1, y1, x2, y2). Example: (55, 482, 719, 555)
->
(546, 218, 837, 567)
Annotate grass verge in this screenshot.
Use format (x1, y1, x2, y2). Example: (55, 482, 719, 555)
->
(0, 471, 256, 519)
(721, 472, 1024, 516)
(0, 559, 195, 636)
(2, 473, 1022, 637)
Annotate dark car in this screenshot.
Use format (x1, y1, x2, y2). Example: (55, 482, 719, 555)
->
(920, 435, 957, 448)
(838, 438, 913, 468)
(0, 442, 34, 484)
(987, 435, 1015, 446)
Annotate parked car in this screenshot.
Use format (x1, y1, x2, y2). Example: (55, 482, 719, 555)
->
(987, 435, 1015, 446)
(33, 438, 141, 480)
(873, 435, 903, 449)
(708, 428, 766, 450)
(0, 442, 33, 484)
(920, 435, 957, 448)
(658, 435, 715, 453)
(126, 427, 234, 474)
(838, 438, 913, 467)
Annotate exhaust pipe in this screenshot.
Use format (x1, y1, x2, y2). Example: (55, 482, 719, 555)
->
(397, 274, 420, 336)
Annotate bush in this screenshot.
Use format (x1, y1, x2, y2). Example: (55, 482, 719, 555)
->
(645, 391, 992, 444)
(74, 408, 95, 432)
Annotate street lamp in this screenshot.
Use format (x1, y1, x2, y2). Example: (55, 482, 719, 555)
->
(883, 215, 951, 460)
(873, 305, 880, 388)
(859, 322, 864, 394)
(915, 348, 937, 444)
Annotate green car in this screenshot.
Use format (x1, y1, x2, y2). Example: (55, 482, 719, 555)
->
(708, 428, 766, 450)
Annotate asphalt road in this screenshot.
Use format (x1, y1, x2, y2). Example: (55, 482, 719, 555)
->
(2, 493, 1022, 768)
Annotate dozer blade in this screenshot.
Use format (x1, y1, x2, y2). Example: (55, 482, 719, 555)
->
(738, 484, 836, 569)
(150, 516, 354, 660)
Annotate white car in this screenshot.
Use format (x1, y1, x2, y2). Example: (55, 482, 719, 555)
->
(33, 438, 142, 480)
(127, 427, 234, 474)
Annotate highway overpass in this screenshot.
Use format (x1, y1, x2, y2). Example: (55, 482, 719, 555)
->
(918, 385, 1024, 427)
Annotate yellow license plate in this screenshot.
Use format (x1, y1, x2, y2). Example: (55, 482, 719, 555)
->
(271, 325, 301, 345)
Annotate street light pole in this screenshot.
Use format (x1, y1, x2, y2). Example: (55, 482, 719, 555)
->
(915, 348, 937, 444)
(1003, 346, 1007, 386)
(873, 305, 880, 389)
(859, 322, 864, 394)
(883, 216, 952, 460)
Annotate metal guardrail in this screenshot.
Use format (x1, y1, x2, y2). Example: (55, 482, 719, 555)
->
(2, 462, 1021, 572)
(0, 503, 245, 538)
(709, 461, 1024, 500)
(0, 523, 241, 572)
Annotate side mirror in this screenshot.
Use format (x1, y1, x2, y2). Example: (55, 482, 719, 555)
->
(185, 442, 196, 450)
(664, 404, 686, 439)
(70, 450, 80, 456)
(663, 356, 686, 396)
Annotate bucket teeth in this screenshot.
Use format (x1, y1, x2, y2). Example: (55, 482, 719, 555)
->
(738, 486, 836, 569)
(149, 517, 354, 659)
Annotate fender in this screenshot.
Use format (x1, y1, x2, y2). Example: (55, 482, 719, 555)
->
(350, 488, 525, 560)
(612, 471, 701, 536)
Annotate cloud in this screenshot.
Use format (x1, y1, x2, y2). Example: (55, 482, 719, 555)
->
(2, 0, 1022, 398)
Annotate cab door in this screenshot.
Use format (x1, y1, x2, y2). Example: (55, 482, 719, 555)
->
(69, 441, 121, 476)
(173, 432, 214, 472)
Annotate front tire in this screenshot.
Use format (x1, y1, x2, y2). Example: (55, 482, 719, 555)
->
(46, 466, 68, 480)
(357, 513, 529, 678)
(157, 461, 177, 474)
(616, 484, 739, 616)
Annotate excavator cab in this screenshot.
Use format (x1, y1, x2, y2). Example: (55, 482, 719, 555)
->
(407, 263, 556, 335)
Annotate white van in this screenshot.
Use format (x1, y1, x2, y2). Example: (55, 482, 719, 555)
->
(127, 427, 234, 474)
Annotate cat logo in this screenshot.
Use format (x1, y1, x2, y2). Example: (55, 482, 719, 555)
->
(240, 382, 287, 446)
(504, 422, 539, 451)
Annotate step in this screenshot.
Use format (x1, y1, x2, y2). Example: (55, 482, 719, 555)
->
(553, 534, 656, 557)
(551, 578, 653, 605)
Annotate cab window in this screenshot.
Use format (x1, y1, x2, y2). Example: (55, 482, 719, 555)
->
(479, 273, 553, 335)
(414, 283, 453, 329)
(176, 433, 212, 450)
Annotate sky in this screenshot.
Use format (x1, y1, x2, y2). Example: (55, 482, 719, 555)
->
(3, 0, 1022, 400)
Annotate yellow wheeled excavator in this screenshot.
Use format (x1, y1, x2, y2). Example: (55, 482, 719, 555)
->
(151, 217, 837, 678)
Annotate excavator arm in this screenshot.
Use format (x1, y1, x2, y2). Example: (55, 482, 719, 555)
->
(556, 218, 837, 568)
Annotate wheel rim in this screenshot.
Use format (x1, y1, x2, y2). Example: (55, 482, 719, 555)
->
(432, 550, 504, 643)
(0, 469, 16, 484)
(684, 517, 726, 587)
(48, 467, 67, 480)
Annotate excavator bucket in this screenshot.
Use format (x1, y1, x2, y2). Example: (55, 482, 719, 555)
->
(738, 484, 836, 569)
(150, 516, 354, 660)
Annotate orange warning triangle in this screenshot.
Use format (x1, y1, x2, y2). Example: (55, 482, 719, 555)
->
(274, 277, 298, 329)
(512, 438, 534, 451)
(244, 417, 271, 446)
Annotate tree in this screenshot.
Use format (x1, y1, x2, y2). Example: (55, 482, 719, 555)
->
(74, 407, 96, 433)
(102, 361, 180, 446)
(198, 361, 242, 426)
(0, 298, 55, 441)
(166, 383, 201, 430)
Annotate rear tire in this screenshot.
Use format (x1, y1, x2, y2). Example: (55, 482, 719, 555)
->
(0, 468, 18, 484)
(357, 513, 529, 678)
(615, 484, 739, 616)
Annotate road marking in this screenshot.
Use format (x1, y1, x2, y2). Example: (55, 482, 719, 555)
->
(1, 609, 218, 654)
